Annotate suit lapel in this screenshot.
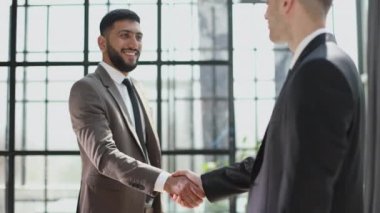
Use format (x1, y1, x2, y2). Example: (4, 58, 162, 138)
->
(131, 78, 162, 167)
(95, 65, 148, 160)
(131, 79, 159, 143)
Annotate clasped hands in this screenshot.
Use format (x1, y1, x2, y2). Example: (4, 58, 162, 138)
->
(164, 170, 204, 208)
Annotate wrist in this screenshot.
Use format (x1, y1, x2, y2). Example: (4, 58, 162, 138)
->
(154, 171, 171, 192)
(163, 175, 172, 192)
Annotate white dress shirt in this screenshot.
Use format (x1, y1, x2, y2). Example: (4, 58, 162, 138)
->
(100, 61, 170, 193)
(290, 28, 329, 69)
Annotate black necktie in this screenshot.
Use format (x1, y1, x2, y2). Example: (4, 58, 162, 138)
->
(122, 79, 146, 152)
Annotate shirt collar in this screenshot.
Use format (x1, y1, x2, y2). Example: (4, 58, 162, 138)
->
(100, 61, 129, 84)
(290, 28, 329, 69)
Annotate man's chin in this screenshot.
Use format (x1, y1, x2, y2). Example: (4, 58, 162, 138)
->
(121, 69, 134, 73)
(120, 64, 137, 73)
(109, 55, 138, 72)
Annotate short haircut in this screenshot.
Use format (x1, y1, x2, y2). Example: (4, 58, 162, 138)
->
(321, 0, 333, 13)
(99, 9, 140, 36)
(299, 0, 333, 17)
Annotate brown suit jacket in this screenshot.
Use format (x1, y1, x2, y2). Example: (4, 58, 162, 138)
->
(69, 65, 163, 213)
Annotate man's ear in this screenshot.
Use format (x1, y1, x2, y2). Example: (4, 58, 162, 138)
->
(282, 0, 294, 14)
(98, 35, 106, 52)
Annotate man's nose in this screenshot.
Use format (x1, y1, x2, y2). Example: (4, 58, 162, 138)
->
(127, 36, 140, 49)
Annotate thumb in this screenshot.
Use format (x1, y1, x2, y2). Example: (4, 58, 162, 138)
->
(172, 170, 202, 189)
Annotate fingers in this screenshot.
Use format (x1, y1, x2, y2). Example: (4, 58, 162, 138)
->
(182, 180, 203, 206)
(172, 170, 188, 176)
(176, 177, 202, 208)
(165, 175, 204, 208)
(171, 194, 189, 208)
(170, 187, 198, 208)
(190, 182, 205, 199)
(172, 170, 203, 191)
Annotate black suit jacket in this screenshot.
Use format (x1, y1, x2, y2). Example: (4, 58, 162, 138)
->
(201, 33, 364, 213)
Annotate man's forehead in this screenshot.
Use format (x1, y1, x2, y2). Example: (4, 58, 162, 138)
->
(118, 29, 143, 35)
(112, 20, 141, 32)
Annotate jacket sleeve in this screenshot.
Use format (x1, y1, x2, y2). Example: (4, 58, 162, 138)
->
(201, 156, 256, 202)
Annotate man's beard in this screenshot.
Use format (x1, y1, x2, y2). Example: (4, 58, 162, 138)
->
(107, 42, 139, 73)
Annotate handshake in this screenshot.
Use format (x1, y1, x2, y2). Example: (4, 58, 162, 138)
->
(163, 170, 205, 208)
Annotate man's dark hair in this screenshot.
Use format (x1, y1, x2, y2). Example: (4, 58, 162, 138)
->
(99, 9, 140, 36)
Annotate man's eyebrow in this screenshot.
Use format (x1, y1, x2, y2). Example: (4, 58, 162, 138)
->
(119, 29, 143, 36)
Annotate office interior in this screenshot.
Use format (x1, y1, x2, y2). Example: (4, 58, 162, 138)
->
(0, 0, 379, 212)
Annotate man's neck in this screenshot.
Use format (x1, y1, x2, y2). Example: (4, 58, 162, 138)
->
(288, 22, 325, 53)
(287, 6, 326, 53)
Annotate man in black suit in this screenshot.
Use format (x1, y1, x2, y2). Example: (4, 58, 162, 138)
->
(173, 0, 364, 212)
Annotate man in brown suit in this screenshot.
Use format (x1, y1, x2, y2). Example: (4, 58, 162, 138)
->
(69, 9, 204, 213)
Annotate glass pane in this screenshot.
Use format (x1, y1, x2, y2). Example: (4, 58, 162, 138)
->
(256, 81, 275, 98)
(0, 0, 11, 61)
(0, 68, 7, 150)
(16, 66, 84, 101)
(47, 66, 83, 101)
(162, 0, 197, 2)
(15, 67, 47, 150)
(15, 156, 80, 213)
(28, 0, 83, 5)
(257, 99, 274, 139)
(162, 0, 228, 61)
(161, 65, 229, 150)
(233, 50, 275, 96)
(48, 103, 78, 150)
(233, 3, 269, 50)
(16, 6, 25, 59)
(88, 5, 108, 61)
(162, 65, 228, 99)
(0, 157, 5, 213)
(88, 65, 98, 74)
(161, 154, 229, 213)
(26, 6, 48, 52)
(109, 0, 157, 3)
(234, 100, 257, 150)
(234, 79, 254, 99)
(17, 3, 84, 62)
(15, 66, 83, 150)
(15, 102, 46, 150)
(16, 67, 46, 102)
(255, 49, 276, 80)
(327, 2, 359, 66)
(233, 2, 276, 162)
(48, 5, 84, 61)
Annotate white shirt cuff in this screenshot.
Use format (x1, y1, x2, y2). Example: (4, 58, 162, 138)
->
(154, 171, 171, 193)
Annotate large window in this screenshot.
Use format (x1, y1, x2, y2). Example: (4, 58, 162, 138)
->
(0, 68, 7, 151)
(0, 0, 362, 213)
